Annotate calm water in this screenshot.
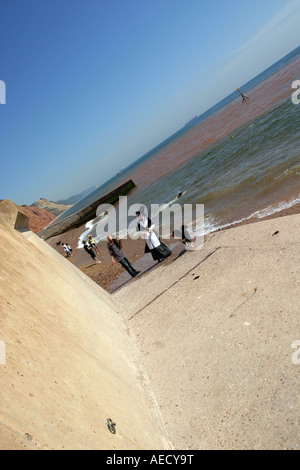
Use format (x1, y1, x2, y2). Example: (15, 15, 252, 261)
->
(52, 46, 300, 240)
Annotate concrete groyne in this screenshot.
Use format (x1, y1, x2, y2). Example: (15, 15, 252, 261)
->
(38, 180, 136, 240)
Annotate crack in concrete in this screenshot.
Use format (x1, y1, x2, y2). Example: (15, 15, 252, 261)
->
(229, 287, 258, 318)
(128, 247, 221, 321)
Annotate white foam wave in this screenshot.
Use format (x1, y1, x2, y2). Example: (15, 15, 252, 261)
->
(202, 194, 300, 235)
(77, 194, 300, 247)
(251, 195, 300, 219)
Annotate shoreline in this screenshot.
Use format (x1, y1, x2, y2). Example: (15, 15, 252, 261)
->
(46, 200, 300, 291)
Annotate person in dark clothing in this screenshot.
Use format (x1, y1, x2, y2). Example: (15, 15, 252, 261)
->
(172, 225, 195, 246)
(107, 235, 140, 278)
(83, 240, 101, 264)
(237, 88, 249, 103)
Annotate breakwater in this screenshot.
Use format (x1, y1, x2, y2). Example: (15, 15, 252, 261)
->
(38, 179, 136, 240)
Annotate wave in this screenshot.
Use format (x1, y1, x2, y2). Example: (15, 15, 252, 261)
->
(249, 194, 300, 219)
(274, 165, 300, 181)
(202, 194, 300, 234)
(76, 192, 300, 248)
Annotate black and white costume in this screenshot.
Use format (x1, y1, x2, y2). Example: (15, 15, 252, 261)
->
(137, 215, 171, 262)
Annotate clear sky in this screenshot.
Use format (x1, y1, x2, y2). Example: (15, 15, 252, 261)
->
(0, 0, 299, 205)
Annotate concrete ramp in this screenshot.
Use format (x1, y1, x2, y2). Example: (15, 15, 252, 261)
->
(113, 214, 300, 449)
(0, 210, 170, 449)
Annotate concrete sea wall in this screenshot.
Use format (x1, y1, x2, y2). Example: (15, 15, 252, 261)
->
(0, 201, 169, 450)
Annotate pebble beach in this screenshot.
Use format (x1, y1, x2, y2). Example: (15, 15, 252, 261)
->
(46, 201, 300, 293)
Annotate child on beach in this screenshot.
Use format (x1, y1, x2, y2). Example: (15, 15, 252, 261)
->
(62, 243, 72, 257)
(107, 234, 140, 278)
(88, 234, 102, 255)
(83, 240, 101, 264)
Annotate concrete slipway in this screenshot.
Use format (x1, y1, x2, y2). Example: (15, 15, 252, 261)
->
(1, 199, 300, 449)
(113, 213, 300, 450)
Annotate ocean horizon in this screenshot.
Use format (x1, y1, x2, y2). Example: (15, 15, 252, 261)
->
(48, 45, 300, 243)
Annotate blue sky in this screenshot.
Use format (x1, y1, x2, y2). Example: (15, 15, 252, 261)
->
(0, 0, 299, 205)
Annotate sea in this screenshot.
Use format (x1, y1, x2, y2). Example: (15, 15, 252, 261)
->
(51, 46, 300, 245)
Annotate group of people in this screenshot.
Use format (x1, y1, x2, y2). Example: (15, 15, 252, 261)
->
(57, 241, 73, 257)
(60, 209, 195, 281)
(82, 211, 173, 279)
(82, 235, 102, 264)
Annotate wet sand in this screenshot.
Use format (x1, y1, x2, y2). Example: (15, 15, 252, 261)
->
(46, 201, 300, 293)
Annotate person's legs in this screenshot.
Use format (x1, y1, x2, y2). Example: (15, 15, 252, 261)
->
(91, 253, 101, 264)
(120, 257, 140, 277)
(93, 243, 101, 254)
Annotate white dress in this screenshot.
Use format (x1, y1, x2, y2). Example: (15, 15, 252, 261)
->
(137, 216, 172, 261)
(138, 216, 160, 249)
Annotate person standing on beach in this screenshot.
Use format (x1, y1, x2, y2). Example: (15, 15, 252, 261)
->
(136, 211, 172, 263)
(83, 240, 101, 264)
(107, 234, 140, 278)
(88, 234, 102, 255)
(62, 242, 72, 257)
(172, 225, 195, 247)
(66, 243, 73, 255)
